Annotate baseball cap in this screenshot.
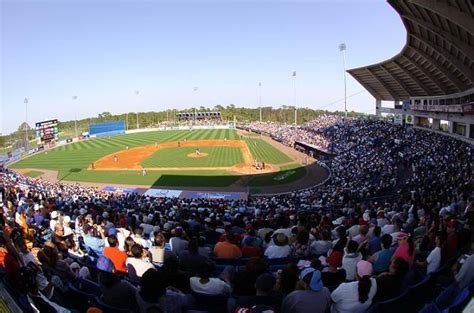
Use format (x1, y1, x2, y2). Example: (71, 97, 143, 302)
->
(397, 232, 409, 240)
(299, 268, 323, 291)
(108, 228, 118, 236)
(96, 256, 115, 273)
(356, 260, 373, 277)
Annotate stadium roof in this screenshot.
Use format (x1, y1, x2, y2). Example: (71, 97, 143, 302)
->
(347, 0, 474, 101)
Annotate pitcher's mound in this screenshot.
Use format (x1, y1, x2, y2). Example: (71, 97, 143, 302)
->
(187, 152, 208, 158)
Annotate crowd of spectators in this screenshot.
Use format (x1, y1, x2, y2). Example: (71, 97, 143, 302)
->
(0, 114, 473, 313)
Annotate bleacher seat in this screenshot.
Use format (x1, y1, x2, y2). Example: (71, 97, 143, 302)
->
(94, 296, 131, 313)
(79, 278, 101, 295)
(191, 292, 229, 313)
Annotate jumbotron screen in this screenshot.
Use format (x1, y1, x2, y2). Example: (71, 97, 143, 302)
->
(35, 119, 59, 144)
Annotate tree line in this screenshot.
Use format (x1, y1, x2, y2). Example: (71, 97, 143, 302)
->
(1, 105, 366, 150)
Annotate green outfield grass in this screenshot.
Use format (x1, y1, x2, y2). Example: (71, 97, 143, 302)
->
(24, 170, 44, 178)
(141, 146, 244, 168)
(244, 138, 292, 164)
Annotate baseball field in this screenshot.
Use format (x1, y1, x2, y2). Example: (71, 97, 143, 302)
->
(8, 129, 326, 193)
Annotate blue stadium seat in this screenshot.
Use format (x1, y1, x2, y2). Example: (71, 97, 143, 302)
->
(191, 292, 229, 313)
(79, 278, 101, 295)
(94, 296, 131, 313)
(66, 282, 95, 311)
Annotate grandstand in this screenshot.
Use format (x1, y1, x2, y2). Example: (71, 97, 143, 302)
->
(347, 0, 474, 141)
(1, 1, 473, 313)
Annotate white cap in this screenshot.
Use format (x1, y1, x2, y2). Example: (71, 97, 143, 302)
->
(51, 211, 59, 219)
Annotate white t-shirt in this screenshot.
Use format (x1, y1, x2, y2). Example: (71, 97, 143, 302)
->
(427, 247, 441, 274)
(382, 224, 395, 235)
(264, 245, 291, 259)
(190, 277, 232, 295)
(342, 253, 362, 281)
(331, 279, 377, 313)
(126, 258, 155, 278)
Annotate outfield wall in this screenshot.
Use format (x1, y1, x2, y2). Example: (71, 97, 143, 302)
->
(89, 121, 125, 137)
(125, 123, 234, 135)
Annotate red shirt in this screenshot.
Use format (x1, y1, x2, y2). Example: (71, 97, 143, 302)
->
(103, 247, 128, 273)
(214, 241, 242, 259)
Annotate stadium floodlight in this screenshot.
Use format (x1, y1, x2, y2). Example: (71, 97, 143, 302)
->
(73, 96, 78, 138)
(24, 98, 29, 152)
(292, 71, 297, 126)
(193, 87, 198, 124)
(258, 82, 262, 123)
(135, 90, 139, 129)
(339, 43, 348, 118)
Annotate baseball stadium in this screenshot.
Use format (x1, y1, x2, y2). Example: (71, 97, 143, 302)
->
(1, 1, 474, 313)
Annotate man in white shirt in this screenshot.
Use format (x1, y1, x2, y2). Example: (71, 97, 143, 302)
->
(190, 262, 232, 295)
(126, 244, 154, 280)
(264, 233, 291, 259)
(426, 233, 445, 274)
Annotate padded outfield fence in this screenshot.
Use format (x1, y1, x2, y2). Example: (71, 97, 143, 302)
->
(89, 121, 125, 137)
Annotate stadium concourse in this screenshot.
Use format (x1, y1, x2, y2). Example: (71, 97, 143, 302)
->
(0, 114, 473, 313)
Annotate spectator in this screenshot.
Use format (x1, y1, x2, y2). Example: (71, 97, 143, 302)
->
(265, 233, 291, 259)
(233, 273, 281, 312)
(291, 230, 310, 258)
(311, 230, 333, 257)
(421, 232, 446, 274)
(392, 233, 415, 268)
(281, 268, 331, 313)
(233, 257, 269, 296)
(102, 234, 128, 273)
(214, 233, 242, 259)
(178, 238, 210, 275)
(169, 227, 188, 255)
(374, 257, 409, 302)
(82, 223, 105, 257)
(126, 244, 154, 280)
(342, 240, 362, 281)
(189, 261, 232, 295)
(368, 234, 393, 274)
(97, 255, 136, 309)
(367, 226, 382, 255)
(135, 268, 192, 313)
(331, 260, 377, 313)
(321, 251, 346, 291)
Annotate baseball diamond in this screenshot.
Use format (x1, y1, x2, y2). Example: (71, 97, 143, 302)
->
(8, 129, 328, 194)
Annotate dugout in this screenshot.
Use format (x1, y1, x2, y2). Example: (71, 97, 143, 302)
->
(294, 141, 336, 160)
(89, 121, 125, 137)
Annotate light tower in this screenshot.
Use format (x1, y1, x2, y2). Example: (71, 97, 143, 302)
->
(339, 43, 348, 118)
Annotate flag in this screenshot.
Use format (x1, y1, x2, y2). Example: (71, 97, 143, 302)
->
(292, 71, 296, 77)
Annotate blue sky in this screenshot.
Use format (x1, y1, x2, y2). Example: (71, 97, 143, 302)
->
(1, 0, 405, 134)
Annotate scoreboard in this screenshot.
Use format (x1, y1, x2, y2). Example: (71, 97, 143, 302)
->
(36, 119, 59, 144)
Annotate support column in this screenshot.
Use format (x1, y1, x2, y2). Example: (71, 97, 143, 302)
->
(448, 121, 454, 134)
(466, 123, 471, 139)
(432, 119, 441, 130)
(375, 99, 382, 118)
